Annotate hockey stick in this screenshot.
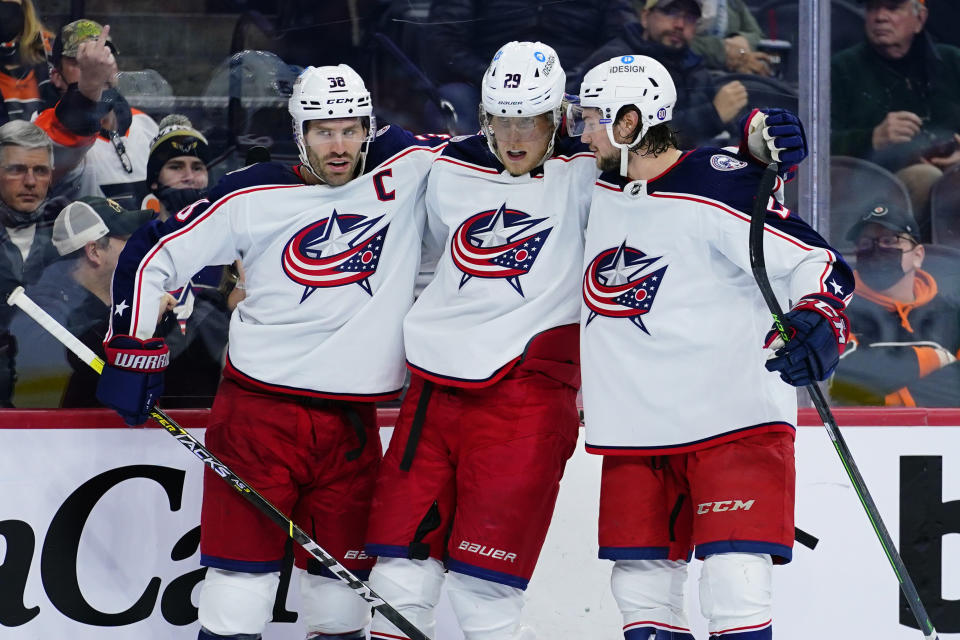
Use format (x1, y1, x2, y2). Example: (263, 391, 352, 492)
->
(749, 164, 939, 640)
(6, 286, 432, 640)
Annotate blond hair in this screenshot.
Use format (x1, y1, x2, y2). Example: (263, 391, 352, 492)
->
(18, 0, 51, 67)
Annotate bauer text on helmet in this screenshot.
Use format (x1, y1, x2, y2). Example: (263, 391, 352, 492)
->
(479, 41, 566, 176)
(570, 55, 677, 175)
(288, 64, 376, 186)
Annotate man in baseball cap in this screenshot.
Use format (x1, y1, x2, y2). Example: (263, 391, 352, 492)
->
(52, 196, 151, 258)
(50, 19, 119, 66)
(833, 200, 960, 406)
(5, 196, 150, 407)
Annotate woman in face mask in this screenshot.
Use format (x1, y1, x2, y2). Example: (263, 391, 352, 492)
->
(0, 0, 57, 124)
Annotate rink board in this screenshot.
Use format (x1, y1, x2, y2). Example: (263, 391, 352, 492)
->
(0, 408, 958, 639)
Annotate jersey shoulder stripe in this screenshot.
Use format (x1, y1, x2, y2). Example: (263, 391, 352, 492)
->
(440, 134, 502, 170)
(363, 123, 449, 171)
(206, 161, 303, 204)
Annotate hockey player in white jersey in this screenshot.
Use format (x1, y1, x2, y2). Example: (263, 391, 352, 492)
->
(363, 42, 811, 640)
(96, 65, 447, 640)
(364, 41, 589, 640)
(572, 56, 854, 640)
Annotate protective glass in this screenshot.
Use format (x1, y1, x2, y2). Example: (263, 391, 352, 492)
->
(486, 113, 552, 142)
(565, 104, 609, 138)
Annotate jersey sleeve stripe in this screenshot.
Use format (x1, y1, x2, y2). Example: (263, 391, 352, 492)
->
(651, 191, 826, 253)
(127, 183, 304, 336)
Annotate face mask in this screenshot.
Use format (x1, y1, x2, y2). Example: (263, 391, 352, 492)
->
(0, 3, 24, 43)
(0, 41, 18, 62)
(0, 197, 45, 230)
(856, 246, 906, 291)
(156, 185, 206, 215)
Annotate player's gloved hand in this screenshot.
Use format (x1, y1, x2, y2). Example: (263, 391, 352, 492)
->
(764, 296, 849, 387)
(96, 335, 169, 425)
(741, 107, 807, 180)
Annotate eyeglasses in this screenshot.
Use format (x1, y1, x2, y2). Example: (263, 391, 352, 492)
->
(1, 164, 53, 179)
(854, 234, 917, 251)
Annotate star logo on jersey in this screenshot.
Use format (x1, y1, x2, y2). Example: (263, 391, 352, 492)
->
(281, 210, 389, 302)
(114, 299, 129, 316)
(583, 241, 668, 334)
(450, 203, 552, 296)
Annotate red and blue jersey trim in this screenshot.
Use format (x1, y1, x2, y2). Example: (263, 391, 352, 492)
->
(586, 421, 796, 456)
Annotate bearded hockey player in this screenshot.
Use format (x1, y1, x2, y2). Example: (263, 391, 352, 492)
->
(96, 64, 447, 640)
(363, 41, 811, 640)
(572, 56, 854, 640)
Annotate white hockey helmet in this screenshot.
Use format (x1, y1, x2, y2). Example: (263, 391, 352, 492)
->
(479, 41, 566, 166)
(288, 64, 376, 181)
(572, 55, 676, 175)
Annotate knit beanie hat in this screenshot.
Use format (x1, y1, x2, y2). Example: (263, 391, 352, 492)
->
(146, 114, 210, 190)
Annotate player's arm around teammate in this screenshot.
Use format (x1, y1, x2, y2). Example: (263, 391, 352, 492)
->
(572, 56, 852, 640)
(97, 64, 446, 640)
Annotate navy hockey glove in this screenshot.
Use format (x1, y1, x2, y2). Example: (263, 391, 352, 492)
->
(741, 107, 808, 181)
(764, 296, 849, 387)
(96, 335, 169, 425)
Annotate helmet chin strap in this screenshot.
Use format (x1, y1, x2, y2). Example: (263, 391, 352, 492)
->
(604, 120, 648, 178)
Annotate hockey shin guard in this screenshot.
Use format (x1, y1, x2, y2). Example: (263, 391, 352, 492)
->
(197, 568, 278, 638)
(700, 553, 773, 639)
(369, 557, 445, 640)
(446, 570, 527, 640)
(612, 559, 694, 640)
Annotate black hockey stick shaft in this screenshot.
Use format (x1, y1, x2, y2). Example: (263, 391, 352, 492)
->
(6, 287, 431, 640)
(749, 164, 938, 640)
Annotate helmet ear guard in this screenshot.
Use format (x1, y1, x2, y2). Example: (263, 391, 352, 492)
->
(576, 55, 677, 175)
(288, 64, 375, 182)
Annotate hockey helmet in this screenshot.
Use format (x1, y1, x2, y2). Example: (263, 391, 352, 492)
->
(479, 41, 566, 166)
(288, 64, 375, 181)
(571, 55, 676, 175)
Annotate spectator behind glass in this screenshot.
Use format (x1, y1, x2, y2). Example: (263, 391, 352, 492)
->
(424, 0, 638, 133)
(689, 0, 772, 75)
(831, 0, 960, 236)
(42, 196, 151, 406)
(143, 114, 210, 219)
(0, 120, 65, 405)
(579, 0, 749, 148)
(34, 20, 159, 210)
(0, 0, 58, 124)
(831, 203, 960, 406)
(140, 114, 233, 408)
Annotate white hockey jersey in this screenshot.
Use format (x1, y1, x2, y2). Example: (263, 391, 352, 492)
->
(580, 148, 854, 454)
(110, 125, 447, 400)
(403, 135, 596, 385)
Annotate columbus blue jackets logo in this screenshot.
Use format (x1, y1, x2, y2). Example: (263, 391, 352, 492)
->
(281, 210, 388, 302)
(710, 154, 748, 171)
(583, 241, 668, 334)
(451, 203, 552, 296)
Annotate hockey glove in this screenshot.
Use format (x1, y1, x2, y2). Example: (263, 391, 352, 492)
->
(741, 107, 808, 181)
(764, 296, 849, 387)
(96, 335, 169, 426)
